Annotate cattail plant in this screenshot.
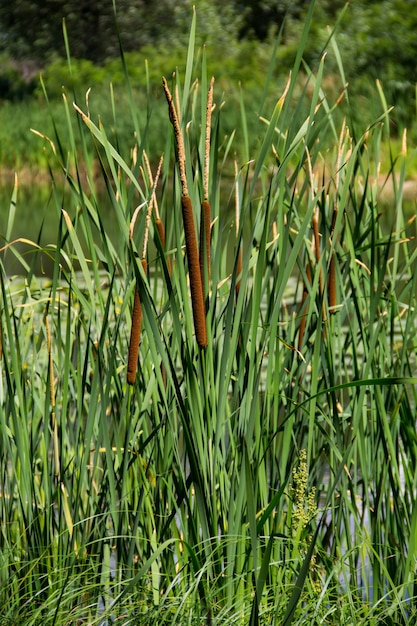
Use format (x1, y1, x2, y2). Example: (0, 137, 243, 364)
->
(143, 151, 171, 275)
(127, 156, 163, 385)
(180, 194, 208, 347)
(199, 77, 214, 290)
(162, 76, 207, 348)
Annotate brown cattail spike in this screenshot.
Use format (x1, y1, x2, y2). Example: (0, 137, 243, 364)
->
(127, 259, 147, 385)
(181, 195, 207, 348)
(163, 76, 207, 348)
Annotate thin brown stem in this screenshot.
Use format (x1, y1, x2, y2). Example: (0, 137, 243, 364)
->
(142, 155, 164, 259)
(199, 78, 214, 287)
(203, 77, 214, 202)
(162, 77, 188, 196)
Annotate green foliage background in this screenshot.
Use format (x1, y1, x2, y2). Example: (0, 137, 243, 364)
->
(1, 0, 417, 102)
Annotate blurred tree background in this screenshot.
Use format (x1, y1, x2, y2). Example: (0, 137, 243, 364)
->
(0, 0, 416, 132)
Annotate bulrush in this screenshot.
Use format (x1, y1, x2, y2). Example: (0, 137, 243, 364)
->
(127, 155, 163, 385)
(181, 194, 207, 347)
(142, 152, 170, 274)
(162, 76, 207, 348)
(199, 77, 215, 287)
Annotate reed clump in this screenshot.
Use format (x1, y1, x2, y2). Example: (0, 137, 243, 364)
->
(1, 8, 417, 625)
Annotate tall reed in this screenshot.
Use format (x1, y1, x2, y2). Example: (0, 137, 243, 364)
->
(162, 75, 207, 348)
(199, 76, 214, 290)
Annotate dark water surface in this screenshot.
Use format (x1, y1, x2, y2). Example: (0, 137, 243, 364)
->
(0, 181, 119, 276)
(1, 176, 416, 277)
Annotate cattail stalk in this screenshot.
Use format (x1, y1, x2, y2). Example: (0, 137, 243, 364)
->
(163, 76, 207, 348)
(162, 77, 188, 195)
(199, 78, 214, 284)
(142, 154, 163, 260)
(143, 151, 169, 384)
(127, 154, 164, 385)
(127, 259, 147, 385)
(142, 152, 170, 274)
(203, 78, 214, 203)
(182, 195, 207, 347)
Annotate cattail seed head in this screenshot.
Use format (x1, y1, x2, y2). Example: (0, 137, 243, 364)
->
(181, 195, 207, 348)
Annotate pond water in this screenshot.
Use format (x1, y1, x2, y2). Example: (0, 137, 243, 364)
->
(0, 180, 119, 276)
(1, 176, 416, 277)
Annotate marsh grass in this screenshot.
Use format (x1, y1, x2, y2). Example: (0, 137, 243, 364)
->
(1, 4, 417, 624)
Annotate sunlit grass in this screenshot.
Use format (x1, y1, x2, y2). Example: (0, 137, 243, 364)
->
(1, 4, 417, 624)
